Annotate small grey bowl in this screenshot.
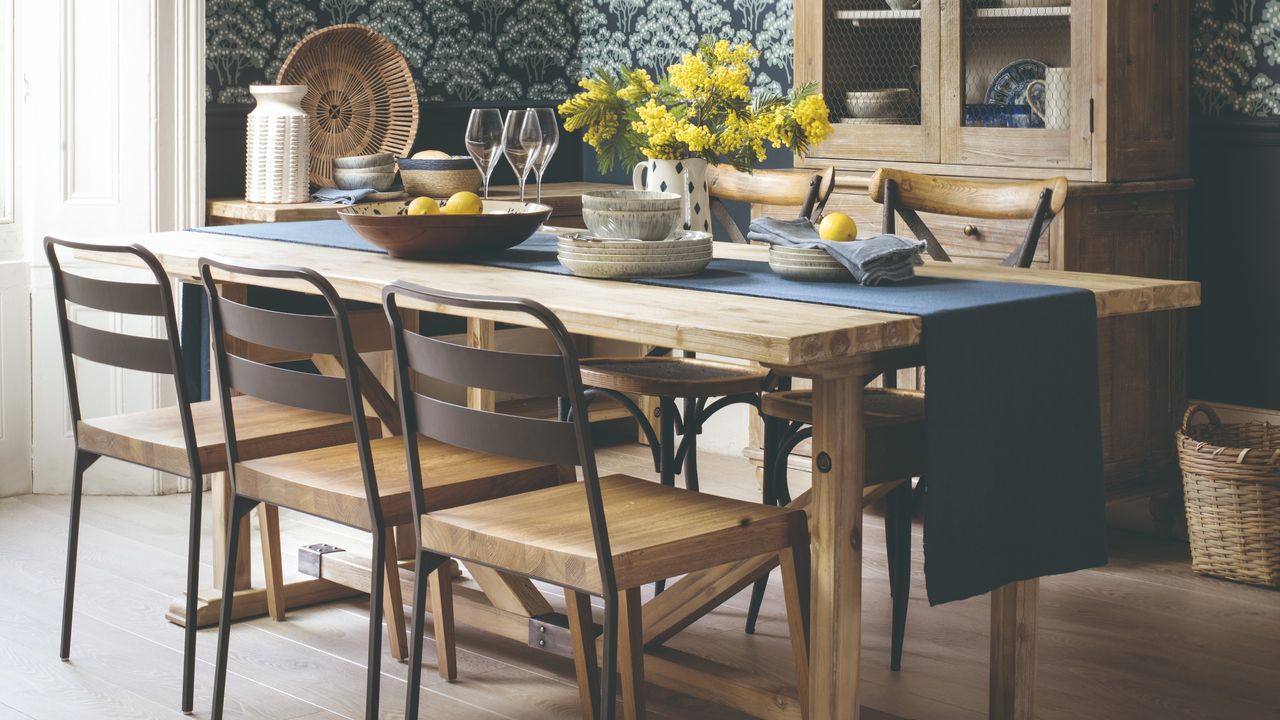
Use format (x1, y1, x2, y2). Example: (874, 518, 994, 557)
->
(582, 207, 682, 241)
(333, 168, 397, 191)
(333, 152, 396, 170)
(581, 190, 682, 212)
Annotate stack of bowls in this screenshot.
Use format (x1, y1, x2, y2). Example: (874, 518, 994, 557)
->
(557, 231, 712, 278)
(333, 152, 397, 191)
(768, 246, 853, 281)
(581, 190, 684, 241)
(398, 156, 482, 197)
(843, 89, 918, 125)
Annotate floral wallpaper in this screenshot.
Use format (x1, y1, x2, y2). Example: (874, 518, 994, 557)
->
(1193, 0, 1280, 116)
(205, 0, 794, 105)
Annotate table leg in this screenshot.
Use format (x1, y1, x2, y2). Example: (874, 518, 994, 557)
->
(809, 373, 865, 720)
(990, 579, 1038, 720)
(467, 318, 496, 411)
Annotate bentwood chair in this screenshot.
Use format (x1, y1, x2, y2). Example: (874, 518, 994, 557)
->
(201, 260, 568, 720)
(384, 282, 813, 720)
(45, 238, 372, 713)
(578, 164, 834, 591)
(747, 168, 1070, 670)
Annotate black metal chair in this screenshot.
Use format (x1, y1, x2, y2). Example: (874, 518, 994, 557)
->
(45, 238, 365, 713)
(747, 168, 1069, 670)
(200, 259, 566, 720)
(384, 281, 814, 720)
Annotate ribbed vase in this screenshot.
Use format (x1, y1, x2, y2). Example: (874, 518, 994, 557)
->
(245, 85, 310, 204)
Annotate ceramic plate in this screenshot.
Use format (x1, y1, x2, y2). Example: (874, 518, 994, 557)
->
(557, 231, 712, 253)
(985, 58, 1047, 106)
(558, 254, 712, 279)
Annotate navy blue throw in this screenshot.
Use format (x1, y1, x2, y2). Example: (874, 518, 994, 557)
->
(193, 221, 1107, 604)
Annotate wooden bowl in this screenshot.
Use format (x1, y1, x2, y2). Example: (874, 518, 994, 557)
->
(398, 157, 483, 197)
(338, 200, 551, 259)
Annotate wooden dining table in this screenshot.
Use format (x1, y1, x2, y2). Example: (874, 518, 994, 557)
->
(78, 230, 1198, 720)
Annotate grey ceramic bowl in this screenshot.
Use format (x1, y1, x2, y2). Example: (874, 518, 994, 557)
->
(333, 168, 398, 191)
(580, 191, 684, 241)
(333, 152, 397, 170)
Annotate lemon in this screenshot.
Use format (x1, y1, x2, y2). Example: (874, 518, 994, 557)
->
(818, 212, 858, 242)
(412, 149, 453, 160)
(406, 197, 440, 216)
(442, 191, 483, 215)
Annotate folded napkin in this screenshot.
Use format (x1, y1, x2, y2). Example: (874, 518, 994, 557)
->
(311, 187, 377, 205)
(748, 217, 926, 286)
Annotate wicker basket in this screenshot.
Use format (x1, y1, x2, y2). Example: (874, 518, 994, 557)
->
(276, 24, 419, 188)
(1176, 404, 1280, 588)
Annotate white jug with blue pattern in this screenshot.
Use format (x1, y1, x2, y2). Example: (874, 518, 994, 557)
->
(632, 158, 712, 236)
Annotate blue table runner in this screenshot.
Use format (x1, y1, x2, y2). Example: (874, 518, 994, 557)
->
(194, 221, 1107, 604)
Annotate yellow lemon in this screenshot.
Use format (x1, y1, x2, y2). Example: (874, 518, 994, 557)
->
(818, 212, 858, 242)
(412, 149, 453, 160)
(406, 197, 440, 216)
(442, 191, 483, 215)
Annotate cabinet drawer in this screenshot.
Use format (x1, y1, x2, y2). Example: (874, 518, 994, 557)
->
(823, 192, 1051, 267)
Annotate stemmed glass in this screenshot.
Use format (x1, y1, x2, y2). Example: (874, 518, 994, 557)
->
(528, 108, 559, 203)
(503, 110, 539, 203)
(465, 108, 504, 199)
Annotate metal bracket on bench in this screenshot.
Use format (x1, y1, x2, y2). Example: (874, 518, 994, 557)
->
(528, 612, 583, 659)
(297, 543, 346, 577)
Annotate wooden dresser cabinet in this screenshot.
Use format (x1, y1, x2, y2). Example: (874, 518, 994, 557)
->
(767, 0, 1193, 505)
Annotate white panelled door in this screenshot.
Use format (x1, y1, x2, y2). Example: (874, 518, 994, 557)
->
(22, 0, 204, 495)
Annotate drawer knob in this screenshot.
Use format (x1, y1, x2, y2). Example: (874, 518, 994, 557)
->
(962, 224, 980, 237)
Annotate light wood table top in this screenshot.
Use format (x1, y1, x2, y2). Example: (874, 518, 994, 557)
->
(85, 230, 1199, 371)
(207, 182, 620, 225)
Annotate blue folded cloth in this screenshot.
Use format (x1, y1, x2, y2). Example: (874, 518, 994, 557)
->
(747, 217, 926, 286)
(311, 187, 377, 205)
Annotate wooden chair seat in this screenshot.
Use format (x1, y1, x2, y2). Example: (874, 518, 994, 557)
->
(579, 357, 768, 397)
(76, 395, 377, 477)
(235, 436, 570, 531)
(420, 473, 808, 595)
(763, 388, 927, 486)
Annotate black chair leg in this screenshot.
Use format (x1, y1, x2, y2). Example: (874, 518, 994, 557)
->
(180, 472, 204, 713)
(746, 424, 807, 634)
(211, 496, 256, 720)
(746, 417, 783, 635)
(60, 451, 94, 662)
(655, 396, 679, 596)
(885, 480, 913, 672)
(681, 396, 700, 492)
(365, 533, 387, 720)
(405, 550, 448, 720)
(599, 592, 620, 720)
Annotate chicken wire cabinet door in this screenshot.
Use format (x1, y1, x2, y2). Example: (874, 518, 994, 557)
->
(941, 0, 1092, 171)
(798, 0, 941, 163)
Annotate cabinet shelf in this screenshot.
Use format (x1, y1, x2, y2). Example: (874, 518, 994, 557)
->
(971, 6, 1071, 19)
(834, 8, 922, 25)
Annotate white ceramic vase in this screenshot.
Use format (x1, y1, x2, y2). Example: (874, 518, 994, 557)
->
(632, 157, 711, 235)
(245, 84, 310, 204)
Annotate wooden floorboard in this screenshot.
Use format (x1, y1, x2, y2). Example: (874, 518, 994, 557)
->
(1, 446, 1278, 719)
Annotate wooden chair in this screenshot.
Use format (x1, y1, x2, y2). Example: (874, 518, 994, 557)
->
(200, 259, 569, 720)
(44, 238, 375, 713)
(578, 163, 836, 507)
(384, 282, 813, 720)
(746, 168, 1070, 670)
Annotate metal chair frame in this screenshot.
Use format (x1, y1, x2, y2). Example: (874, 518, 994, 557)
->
(45, 237, 204, 713)
(383, 281, 623, 720)
(200, 257, 388, 720)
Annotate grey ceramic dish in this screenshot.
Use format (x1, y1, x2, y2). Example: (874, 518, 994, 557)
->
(333, 168, 398, 191)
(580, 190, 685, 241)
(558, 254, 711, 279)
(333, 152, 396, 170)
(768, 246, 852, 281)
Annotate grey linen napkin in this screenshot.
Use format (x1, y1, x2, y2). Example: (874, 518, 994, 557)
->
(747, 217, 926, 286)
(311, 187, 377, 205)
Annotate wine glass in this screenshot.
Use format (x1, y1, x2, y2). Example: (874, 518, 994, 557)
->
(528, 108, 559, 204)
(503, 110, 538, 202)
(465, 108, 504, 199)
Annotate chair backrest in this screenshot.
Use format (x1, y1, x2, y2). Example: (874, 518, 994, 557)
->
(382, 281, 617, 597)
(869, 167, 1068, 268)
(706, 163, 837, 244)
(199, 257, 385, 529)
(44, 237, 201, 472)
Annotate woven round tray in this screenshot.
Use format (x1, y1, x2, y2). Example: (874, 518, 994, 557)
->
(1176, 404, 1280, 588)
(277, 24, 419, 188)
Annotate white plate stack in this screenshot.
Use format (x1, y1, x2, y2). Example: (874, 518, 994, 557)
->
(557, 232, 713, 278)
(245, 85, 310, 204)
